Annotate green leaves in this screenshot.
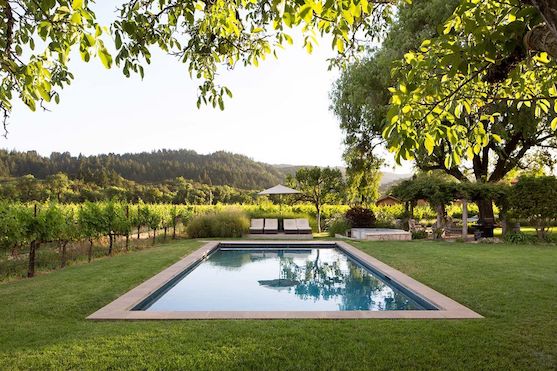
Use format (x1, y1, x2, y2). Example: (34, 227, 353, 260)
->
(72, 0, 84, 10)
(385, 0, 557, 164)
(0, 0, 108, 124)
(2, 0, 393, 127)
(551, 117, 557, 131)
(424, 134, 435, 155)
(98, 42, 113, 69)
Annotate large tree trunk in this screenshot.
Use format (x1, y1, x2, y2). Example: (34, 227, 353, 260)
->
(524, 1, 557, 57)
(522, 0, 557, 46)
(316, 205, 322, 233)
(27, 240, 38, 278)
(436, 205, 445, 229)
(477, 198, 495, 222)
(524, 23, 557, 58)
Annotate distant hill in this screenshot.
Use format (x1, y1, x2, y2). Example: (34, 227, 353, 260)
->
(273, 164, 411, 190)
(0, 149, 285, 190)
(0, 149, 413, 191)
(379, 171, 412, 192)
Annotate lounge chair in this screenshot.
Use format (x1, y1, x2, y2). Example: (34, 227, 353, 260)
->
(249, 219, 264, 234)
(264, 219, 279, 234)
(296, 219, 312, 234)
(284, 219, 298, 234)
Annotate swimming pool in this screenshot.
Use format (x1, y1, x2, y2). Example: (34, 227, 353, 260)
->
(88, 241, 482, 319)
(133, 246, 435, 312)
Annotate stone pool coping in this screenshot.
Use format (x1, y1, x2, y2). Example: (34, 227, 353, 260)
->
(87, 241, 483, 320)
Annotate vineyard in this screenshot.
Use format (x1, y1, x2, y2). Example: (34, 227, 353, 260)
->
(0, 202, 348, 280)
(0, 200, 460, 280)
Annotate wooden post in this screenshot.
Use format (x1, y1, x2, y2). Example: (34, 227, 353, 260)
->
(125, 205, 129, 250)
(462, 198, 468, 238)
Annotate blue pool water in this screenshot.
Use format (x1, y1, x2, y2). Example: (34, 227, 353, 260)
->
(137, 248, 433, 311)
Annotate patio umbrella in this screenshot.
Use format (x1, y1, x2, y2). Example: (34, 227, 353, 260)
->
(258, 184, 301, 196)
(258, 184, 301, 213)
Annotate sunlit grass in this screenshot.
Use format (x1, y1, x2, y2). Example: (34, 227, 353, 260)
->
(494, 226, 557, 237)
(0, 240, 555, 369)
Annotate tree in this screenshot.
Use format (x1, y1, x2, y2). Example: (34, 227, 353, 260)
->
(0, 0, 397, 130)
(333, 0, 557, 222)
(332, 0, 460, 207)
(386, 0, 557, 168)
(509, 176, 557, 240)
(16, 175, 44, 202)
(343, 144, 382, 207)
(288, 167, 344, 233)
(46, 173, 70, 202)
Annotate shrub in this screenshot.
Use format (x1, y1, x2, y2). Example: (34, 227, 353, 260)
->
(509, 176, 557, 240)
(345, 207, 376, 228)
(505, 231, 536, 244)
(186, 210, 249, 238)
(328, 216, 351, 237)
(412, 230, 428, 240)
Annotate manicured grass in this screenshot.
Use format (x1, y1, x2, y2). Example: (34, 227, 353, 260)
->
(0, 239, 556, 369)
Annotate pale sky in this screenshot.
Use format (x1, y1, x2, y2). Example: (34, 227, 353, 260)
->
(2, 3, 410, 173)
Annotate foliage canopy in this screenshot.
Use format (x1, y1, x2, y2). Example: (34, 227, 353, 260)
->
(0, 0, 398, 129)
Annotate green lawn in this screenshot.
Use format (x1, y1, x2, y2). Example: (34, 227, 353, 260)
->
(1, 239, 556, 370)
(494, 226, 557, 237)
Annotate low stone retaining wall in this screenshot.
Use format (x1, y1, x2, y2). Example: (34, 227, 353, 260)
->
(350, 228, 411, 241)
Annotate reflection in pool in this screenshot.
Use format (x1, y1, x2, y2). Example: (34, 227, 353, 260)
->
(142, 248, 428, 311)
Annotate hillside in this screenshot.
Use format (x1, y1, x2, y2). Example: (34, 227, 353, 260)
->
(0, 149, 412, 191)
(0, 149, 286, 190)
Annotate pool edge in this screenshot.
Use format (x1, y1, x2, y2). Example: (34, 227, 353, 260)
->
(87, 240, 483, 320)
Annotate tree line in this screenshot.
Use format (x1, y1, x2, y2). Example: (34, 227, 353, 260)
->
(0, 174, 259, 204)
(0, 149, 288, 190)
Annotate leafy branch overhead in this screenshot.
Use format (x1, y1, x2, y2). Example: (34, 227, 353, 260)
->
(0, 0, 398, 129)
(386, 0, 557, 167)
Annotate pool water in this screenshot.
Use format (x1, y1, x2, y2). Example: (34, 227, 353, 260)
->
(138, 248, 431, 312)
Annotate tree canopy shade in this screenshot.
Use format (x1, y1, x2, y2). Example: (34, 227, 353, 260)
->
(385, 0, 557, 166)
(0, 0, 399, 130)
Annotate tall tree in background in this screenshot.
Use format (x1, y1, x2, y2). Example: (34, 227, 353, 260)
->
(288, 167, 345, 233)
(333, 0, 557, 221)
(344, 145, 382, 207)
(331, 0, 459, 202)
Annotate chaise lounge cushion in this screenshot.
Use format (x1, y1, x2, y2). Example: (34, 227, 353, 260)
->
(249, 219, 264, 234)
(283, 219, 298, 234)
(264, 219, 279, 234)
(296, 219, 312, 234)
